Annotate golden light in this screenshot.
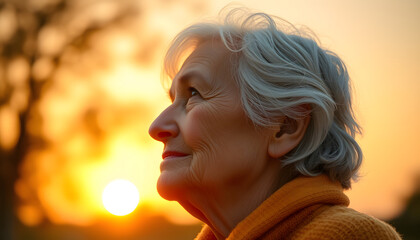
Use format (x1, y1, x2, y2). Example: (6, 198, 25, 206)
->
(10, 0, 419, 230)
(102, 179, 140, 216)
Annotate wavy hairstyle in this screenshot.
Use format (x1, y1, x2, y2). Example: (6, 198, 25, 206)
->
(163, 7, 363, 189)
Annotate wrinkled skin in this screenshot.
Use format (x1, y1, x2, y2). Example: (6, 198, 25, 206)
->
(149, 40, 273, 200)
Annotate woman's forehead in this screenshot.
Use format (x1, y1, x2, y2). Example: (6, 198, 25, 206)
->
(169, 41, 237, 97)
(183, 40, 230, 69)
(174, 40, 231, 82)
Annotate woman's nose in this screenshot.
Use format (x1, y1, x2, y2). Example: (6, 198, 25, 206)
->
(148, 107, 179, 142)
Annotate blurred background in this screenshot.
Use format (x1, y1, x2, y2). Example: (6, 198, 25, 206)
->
(0, 0, 419, 239)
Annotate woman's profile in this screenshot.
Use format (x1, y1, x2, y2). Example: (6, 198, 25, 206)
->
(148, 7, 401, 240)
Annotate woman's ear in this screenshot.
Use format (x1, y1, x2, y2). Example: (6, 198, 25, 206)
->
(268, 114, 311, 159)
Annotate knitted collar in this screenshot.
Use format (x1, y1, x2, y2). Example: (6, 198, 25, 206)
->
(195, 174, 349, 240)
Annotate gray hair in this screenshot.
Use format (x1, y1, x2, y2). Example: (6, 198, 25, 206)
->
(163, 7, 362, 189)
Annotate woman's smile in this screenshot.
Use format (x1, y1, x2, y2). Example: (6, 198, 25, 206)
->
(160, 150, 191, 171)
(162, 150, 189, 160)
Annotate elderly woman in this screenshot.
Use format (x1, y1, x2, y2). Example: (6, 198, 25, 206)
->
(148, 8, 401, 240)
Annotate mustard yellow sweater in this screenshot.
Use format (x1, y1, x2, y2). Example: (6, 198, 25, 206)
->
(195, 175, 401, 240)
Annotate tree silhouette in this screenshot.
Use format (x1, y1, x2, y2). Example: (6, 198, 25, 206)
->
(0, 0, 145, 238)
(389, 175, 420, 240)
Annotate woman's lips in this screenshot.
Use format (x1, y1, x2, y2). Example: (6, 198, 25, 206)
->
(160, 151, 190, 171)
(162, 151, 189, 160)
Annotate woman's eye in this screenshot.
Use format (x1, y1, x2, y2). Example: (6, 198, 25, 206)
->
(188, 87, 200, 97)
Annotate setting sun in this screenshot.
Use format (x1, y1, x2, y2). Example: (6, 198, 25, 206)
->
(102, 179, 140, 216)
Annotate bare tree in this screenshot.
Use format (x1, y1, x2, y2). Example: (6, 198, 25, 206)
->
(0, 0, 144, 238)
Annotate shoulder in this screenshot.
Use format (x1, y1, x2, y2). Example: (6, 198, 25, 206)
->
(291, 205, 401, 240)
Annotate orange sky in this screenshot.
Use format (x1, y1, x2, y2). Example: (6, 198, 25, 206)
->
(8, 0, 420, 227)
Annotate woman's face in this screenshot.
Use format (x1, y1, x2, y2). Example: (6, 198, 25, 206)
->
(149, 40, 272, 200)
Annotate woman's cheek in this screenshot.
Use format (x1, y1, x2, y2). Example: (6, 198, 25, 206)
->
(183, 109, 204, 146)
(183, 105, 214, 145)
(183, 106, 221, 184)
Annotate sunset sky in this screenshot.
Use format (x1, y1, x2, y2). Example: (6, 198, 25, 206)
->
(4, 0, 419, 228)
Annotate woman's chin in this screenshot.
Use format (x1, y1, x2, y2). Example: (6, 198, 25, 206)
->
(157, 171, 187, 201)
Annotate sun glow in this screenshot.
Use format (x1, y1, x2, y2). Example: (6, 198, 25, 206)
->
(102, 179, 140, 216)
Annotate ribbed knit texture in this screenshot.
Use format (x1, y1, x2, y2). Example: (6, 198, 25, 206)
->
(195, 175, 401, 240)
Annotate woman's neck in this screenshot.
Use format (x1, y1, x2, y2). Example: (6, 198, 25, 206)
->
(179, 160, 296, 239)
